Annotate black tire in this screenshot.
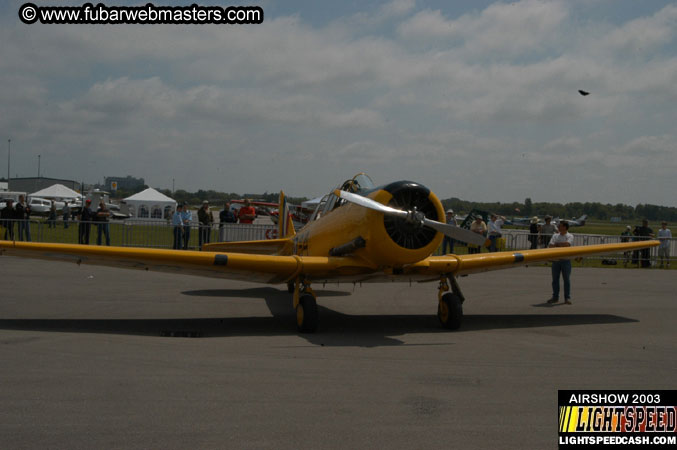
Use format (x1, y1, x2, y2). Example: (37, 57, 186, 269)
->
(287, 281, 295, 293)
(296, 294, 318, 333)
(438, 293, 463, 330)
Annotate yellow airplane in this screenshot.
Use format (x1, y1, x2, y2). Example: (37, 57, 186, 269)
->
(0, 173, 659, 333)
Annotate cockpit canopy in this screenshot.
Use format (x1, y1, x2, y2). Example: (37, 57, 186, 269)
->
(309, 173, 375, 222)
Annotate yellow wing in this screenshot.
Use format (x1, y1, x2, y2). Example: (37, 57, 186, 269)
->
(0, 239, 660, 284)
(0, 241, 375, 284)
(402, 240, 661, 278)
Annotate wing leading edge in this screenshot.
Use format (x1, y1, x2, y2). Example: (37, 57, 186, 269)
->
(0, 239, 660, 284)
(418, 240, 660, 276)
(0, 241, 375, 284)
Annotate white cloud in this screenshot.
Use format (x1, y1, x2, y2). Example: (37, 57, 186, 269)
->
(398, 0, 568, 56)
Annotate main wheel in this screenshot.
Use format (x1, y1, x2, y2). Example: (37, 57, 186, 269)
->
(296, 294, 319, 333)
(438, 293, 463, 330)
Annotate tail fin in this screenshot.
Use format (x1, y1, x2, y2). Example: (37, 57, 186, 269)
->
(278, 191, 296, 239)
(578, 214, 587, 225)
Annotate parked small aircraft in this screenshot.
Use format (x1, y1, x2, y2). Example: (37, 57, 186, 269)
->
(0, 174, 657, 332)
(510, 215, 588, 228)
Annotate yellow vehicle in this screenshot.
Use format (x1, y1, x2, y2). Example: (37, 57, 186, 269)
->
(0, 173, 658, 333)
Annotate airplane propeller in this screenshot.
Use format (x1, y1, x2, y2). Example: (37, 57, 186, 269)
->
(334, 189, 488, 247)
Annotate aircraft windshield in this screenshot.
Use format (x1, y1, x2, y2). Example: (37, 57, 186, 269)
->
(309, 174, 376, 222)
(340, 173, 375, 194)
(351, 173, 374, 192)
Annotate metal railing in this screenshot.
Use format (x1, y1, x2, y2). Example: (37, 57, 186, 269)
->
(0, 218, 276, 250)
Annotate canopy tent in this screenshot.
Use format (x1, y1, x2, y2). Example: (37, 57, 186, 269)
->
(122, 188, 177, 221)
(29, 184, 82, 201)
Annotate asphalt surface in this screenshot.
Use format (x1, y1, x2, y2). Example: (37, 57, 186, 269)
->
(0, 256, 675, 449)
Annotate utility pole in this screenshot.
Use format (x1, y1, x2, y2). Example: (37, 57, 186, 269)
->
(7, 139, 10, 182)
(38, 154, 41, 178)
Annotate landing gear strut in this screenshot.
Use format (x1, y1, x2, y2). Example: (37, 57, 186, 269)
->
(292, 278, 318, 333)
(437, 276, 464, 330)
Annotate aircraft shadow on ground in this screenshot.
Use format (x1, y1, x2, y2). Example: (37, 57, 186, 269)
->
(0, 287, 638, 348)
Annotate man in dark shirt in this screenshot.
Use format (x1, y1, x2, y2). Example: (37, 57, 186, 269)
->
(529, 216, 539, 249)
(637, 219, 654, 268)
(197, 200, 213, 249)
(79, 199, 95, 245)
(219, 202, 237, 228)
(15, 195, 32, 241)
(1, 200, 15, 240)
(96, 200, 111, 246)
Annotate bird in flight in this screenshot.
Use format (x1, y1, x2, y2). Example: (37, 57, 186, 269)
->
(578, 90, 590, 96)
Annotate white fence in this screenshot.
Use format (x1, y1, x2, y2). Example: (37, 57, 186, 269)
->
(1, 218, 276, 250)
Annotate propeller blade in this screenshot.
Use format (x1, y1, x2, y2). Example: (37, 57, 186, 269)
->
(335, 189, 488, 247)
(333, 189, 407, 218)
(422, 218, 488, 246)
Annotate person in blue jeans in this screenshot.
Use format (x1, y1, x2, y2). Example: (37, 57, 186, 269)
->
(487, 214, 505, 252)
(172, 205, 183, 250)
(180, 205, 192, 250)
(547, 221, 574, 305)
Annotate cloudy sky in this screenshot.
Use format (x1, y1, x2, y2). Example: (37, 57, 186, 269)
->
(2, 0, 676, 205)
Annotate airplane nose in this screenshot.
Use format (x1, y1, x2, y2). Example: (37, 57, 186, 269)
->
(381, 181, 441, 250)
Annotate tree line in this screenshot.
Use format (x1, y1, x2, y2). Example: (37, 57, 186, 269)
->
(441, 197, 677, 222)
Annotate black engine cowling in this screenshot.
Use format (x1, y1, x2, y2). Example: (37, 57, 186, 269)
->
(381, 181, 440, 250)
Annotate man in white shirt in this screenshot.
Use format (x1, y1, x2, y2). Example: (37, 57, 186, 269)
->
(547, 221, 574, 305)
(442, 209, 457, 254)
(487, 214, 505, 252)
(657, 221, 672, 268)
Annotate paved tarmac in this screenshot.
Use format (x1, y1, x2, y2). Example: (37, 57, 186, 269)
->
(0, 256, 675, 449)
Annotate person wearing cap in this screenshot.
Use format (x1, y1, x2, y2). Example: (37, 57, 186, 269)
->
(657, 221, 671, 268)
(469, 215, 487, 254)
(547, 221, 574, 305)
(198, 200, 214, 249)
(529, 216, 539, 249)
(539, 215, 557, 248)
(78, 199, 95, 245)
(442, 209, 457, 254)
(237, 199, 256, 224)
(172, 204, 184, 250)
(1, 199, 15, 240)
(620, 225, 633, 267)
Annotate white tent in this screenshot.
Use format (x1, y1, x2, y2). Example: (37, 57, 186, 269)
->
(29, 184, 82, 201)
(122, 188, 177, 221)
